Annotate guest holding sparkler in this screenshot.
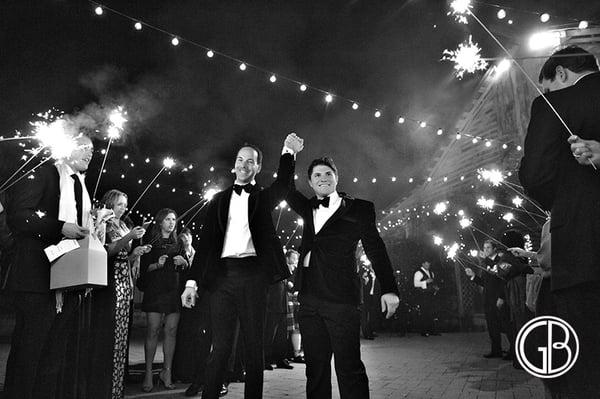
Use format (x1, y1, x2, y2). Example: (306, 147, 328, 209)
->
(85, 189, 150, 398)
(519, 46, 600, 397)
(3, 134, 94, 399)
(139, 208, 187, 392)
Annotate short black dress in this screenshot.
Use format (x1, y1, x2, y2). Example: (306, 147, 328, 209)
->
(140, 236, 184, 314)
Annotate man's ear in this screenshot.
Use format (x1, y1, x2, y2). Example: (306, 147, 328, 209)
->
(555, 65, 567, 82)
(256, 164, 262, 174)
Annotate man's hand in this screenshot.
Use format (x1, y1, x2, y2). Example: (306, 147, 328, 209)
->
(62, 223, 89, 239)
(496, 298, 504, 309)
(569, 135, 600, 167)
(425, 278, 434, 284)
(464, 267, 475, 278)
(181, 287, 198, 308)
(285, 133, 304, 154)
(381, 293, 400, 319)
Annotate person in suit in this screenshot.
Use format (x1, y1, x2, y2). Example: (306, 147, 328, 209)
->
(519, 45, 600, 397)
(464, 240, 508, 359)
(286, 156, 400, 399)
(181, 133, 304, 399)
(413, 260, 440, 337)
(3, 134, 93, 399)
(360, 266, 376, 340)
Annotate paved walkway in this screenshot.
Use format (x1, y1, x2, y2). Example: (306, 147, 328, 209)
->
(121, 332, 545, 399)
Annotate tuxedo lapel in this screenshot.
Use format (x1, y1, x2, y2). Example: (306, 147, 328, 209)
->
(317, 196, 352, 235)
(217, 187, 234, 233)
(247, 186, 261, 222)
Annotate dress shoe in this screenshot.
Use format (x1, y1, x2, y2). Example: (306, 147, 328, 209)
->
(292, 355, 305, 363)
(264, 363, 274, 370)
(276, 359, 294, 369)
(185, 383, 203, 397)
(420, 332, 430, 337)
(219, 384, 229, 397)
(483, 352, 503, 358)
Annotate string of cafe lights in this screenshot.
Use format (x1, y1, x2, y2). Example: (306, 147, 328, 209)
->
(86, 1, 528, 151)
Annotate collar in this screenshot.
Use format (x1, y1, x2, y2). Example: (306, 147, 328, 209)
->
(233, 179, 256, 187)
(574, 71, 597, 86)
(317, 191, 340, 203)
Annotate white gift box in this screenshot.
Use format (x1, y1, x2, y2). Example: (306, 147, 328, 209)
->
(50, 234, 107, 290)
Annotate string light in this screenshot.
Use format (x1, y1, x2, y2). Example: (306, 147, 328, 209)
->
(398, 117, 405, 124)
(419, 121, 427, 128)
(94, 6, 103, 15)
(579, 21, 589, 29)
(299, 84, 307, 92)
(269, 75, 277, 83)
(437, 129, 443, 136)
(497, 9, 506, 19)
(239, 63, 247, 71)
(325, 94, 333, 103)
(540, 13, 550, 23)
(171, 37, 180, 46)
(134, 21, 142, 30)
(374, 110, 381, 118)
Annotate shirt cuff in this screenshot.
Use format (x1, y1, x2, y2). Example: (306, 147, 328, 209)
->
(185, 280, 197, 290)
(470, 275, 475, 281)
(282, 146, 296, 159)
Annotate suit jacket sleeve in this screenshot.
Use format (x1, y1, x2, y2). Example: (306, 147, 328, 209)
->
(359, 201, 398, 296)
(285, 182, 310, 218)
(6, 164, 64, 241)
(188, 197, 219, 283)
(518, 96, 564, 210)
(263, 153, 295, 210)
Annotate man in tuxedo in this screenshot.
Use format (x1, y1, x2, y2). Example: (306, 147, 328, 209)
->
(181, 133, 304, 399)
(286, 157, 399, 399)
(519, 46, 600, 396)
(413, 260, 439, 337)
(360, 266, 377, 340)
(3, 134, 93, 399)
(464, 240, 508, 358)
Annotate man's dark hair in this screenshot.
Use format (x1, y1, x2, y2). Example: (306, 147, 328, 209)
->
(307, 157, 338, 178)
(238, 143, 263, 165)
(483, 239, 497, 250)
(538, 45, 599, 83)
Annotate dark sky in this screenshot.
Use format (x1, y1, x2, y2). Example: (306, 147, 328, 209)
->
(2, 0, 600, 225)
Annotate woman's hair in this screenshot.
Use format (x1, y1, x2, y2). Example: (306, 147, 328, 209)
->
(100, 189, 127, 210)
(148, 208, 178, 243)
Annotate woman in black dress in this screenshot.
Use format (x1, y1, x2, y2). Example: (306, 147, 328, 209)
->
(140, 208, 187, 392)
(87, 189, 150, 398)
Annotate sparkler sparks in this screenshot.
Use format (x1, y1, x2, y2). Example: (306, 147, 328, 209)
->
(433, 202, 448, 215)
(512, 196, 523, 207)
(459, 218, 472, 229)
(469, 249, 479, 257)
(203, 188, 219, 201)
(502, 212, 514, 222)
(442, 36, 488, 79)
(448, 0, 472, 24)
(478, 168, 504, 186)
(446, 242, 460, 260)
(32, 119, 78, 160)
(108, 106, 127, 130)
(162, 157, 175, 169)
(476, 196, 495, 210)
(433, 235, 444, 246)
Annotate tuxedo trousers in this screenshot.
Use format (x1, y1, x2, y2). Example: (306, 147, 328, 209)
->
(202, 258, 268, 399)
(298, 296, 369, 399)
(4, 291, 79, 399)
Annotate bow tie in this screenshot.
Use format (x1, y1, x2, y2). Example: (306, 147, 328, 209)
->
(311, 196, 330, 209)
(233, 184, 253, 195)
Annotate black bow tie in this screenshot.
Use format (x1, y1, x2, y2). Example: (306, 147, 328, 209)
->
(233, 184, 253, 195)
(311, 196, 330, 209)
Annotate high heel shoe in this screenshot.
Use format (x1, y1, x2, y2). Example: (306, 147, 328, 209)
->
(158, 368, 176, 390)
(141, 374, 154, 393)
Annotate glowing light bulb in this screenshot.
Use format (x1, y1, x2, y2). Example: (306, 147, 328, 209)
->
(353, 177, 358, 183)
(94, 6, 103, 15)
(485, 141, 492, 147)
(579, 21, 589, 29)
(300, 84, 307, 91)
(325, 94, 333, 103)
(456, 133, 462, 139)
(420, 121, 427, 128)
(371, 178, 377, 183)
(437, 129, 443, 135)
(398, 117, 405, 124)
(409, 177, 414, 183)
(171, 37, 180, 46)
(239, 63, 247, 71)
(374, 110, 381, 118)
(540, 13, 550, 23)
(206, 50, 214, 58)
(134, 22, 142, 30)
(269, 75, 277, 83)
(497, 9, 506, 19)
(297, 218, 304, 226)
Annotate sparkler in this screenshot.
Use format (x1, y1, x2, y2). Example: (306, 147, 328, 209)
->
(433, 202, 448, 215)
(127, 157, 175, 214)
(476, 196, 495, 210)
(477, 168, 504, 186)
(0, 157, 52, 193)
(0, 136, 36, 143)
(447, 0, 597, 170)
(275, 200, 287, 230)
(0, 147, 46, 192)
(442, 36, 488, 79)
(433, 235, 444, 246)
(92, 106, 127, 200)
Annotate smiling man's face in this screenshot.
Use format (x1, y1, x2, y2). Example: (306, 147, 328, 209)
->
(308, 164, 338, 198)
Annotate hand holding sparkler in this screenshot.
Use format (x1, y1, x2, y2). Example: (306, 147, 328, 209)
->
(569, 135, 600, 168)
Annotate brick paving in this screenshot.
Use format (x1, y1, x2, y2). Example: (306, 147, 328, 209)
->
(121, 332, 545, 399)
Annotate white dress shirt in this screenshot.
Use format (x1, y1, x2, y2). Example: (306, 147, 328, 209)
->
(414, 268, 433, 289)
(220, 182, 257, 258)
(303, 191, 342, 267)
(56, 163, 92, 228)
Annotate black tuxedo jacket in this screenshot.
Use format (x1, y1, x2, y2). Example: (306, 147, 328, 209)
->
(189, 153, 294, 289)
(472, 256, 505, 309)
(287, 190, 399, 305)
(6, 163, 65, 293)
(519, 72, 600, 291)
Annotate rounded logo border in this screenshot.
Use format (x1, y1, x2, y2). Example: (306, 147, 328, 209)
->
(515, 315, 579, 379)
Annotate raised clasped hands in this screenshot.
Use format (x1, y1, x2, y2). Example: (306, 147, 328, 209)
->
(568, 135, 600, 167)
(285, 133, 304, 154)
(181, 286, 198, 308)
